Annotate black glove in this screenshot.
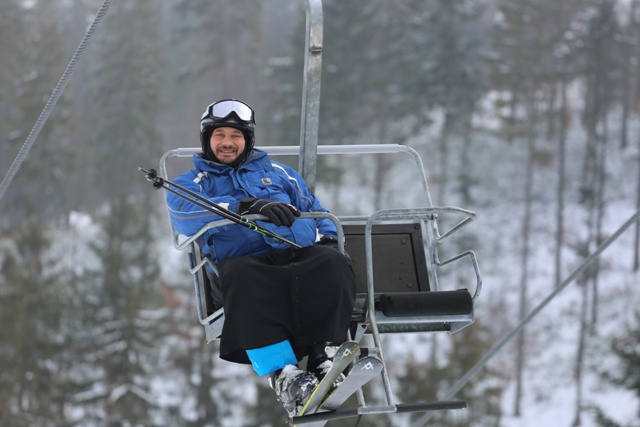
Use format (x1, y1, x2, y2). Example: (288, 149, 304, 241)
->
(317, 235, 352, 264)
(318, 235, 340, 248)
(237, 198, 300, 227)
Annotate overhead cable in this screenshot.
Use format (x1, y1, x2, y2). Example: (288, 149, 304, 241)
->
(416, 207, 640, 426)
(0, 0, 113, 203)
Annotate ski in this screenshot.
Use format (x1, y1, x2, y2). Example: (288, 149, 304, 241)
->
(297, 356, 383, 427)
(292, 341, 360, 426)
(319, 356, 382, 411)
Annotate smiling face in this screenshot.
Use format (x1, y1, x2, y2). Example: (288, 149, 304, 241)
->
(209, 126, 246, 165)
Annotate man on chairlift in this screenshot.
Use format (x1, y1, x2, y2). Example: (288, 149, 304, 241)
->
(166, 99, 356, 417)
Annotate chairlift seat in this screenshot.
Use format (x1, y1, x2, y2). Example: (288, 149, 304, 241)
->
(343, 221, 476, 337)
(195, 218, 476, 342)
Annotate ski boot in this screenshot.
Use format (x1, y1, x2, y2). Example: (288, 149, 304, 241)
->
(270, 365, 319, 417)
(307, 343, 346, 391)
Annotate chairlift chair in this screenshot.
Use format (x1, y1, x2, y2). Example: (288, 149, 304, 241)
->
(156, 0, 482, 422)
(157, 143, 482, 421)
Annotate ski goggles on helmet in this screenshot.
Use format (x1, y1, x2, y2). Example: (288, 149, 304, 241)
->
(201, 99, 254, 128)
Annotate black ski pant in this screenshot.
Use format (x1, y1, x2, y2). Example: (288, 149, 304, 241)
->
(217, 244, 356, 365)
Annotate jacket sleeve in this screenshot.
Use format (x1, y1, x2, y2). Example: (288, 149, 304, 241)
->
(166, 171, 239, 237)
(278, 164, 338, 238)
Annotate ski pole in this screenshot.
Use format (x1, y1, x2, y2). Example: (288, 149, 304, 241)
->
(139, 167, 302, 249)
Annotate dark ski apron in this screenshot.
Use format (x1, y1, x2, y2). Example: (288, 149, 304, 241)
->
(217, 245, 356, 364)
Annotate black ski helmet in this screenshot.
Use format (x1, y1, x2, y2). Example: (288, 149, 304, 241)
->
(200, 99, 256, 164)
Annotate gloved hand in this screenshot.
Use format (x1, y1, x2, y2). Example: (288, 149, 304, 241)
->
(317, 235, 352, 264)
(237, 198, 300, 227)
(317, 235, 340, 248)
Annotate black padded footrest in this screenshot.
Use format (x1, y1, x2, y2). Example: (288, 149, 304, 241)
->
(377, 289, 473, 317)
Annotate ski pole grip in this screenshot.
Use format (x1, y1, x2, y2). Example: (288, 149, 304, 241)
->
(139, 167, 165, 189)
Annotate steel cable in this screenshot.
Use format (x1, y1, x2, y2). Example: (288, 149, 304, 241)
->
(415, 207, 640, 426)
(0, 0, 113, 203)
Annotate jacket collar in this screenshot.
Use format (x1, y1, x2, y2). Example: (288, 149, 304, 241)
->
(193, 148, 269, 174)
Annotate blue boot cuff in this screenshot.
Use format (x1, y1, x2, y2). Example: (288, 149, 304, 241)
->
(246, 340, 298, 376)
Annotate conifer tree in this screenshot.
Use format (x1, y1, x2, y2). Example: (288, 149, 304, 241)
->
(0, 0, 74, 225)
(68, 197, 163, 426)
(592, 310, 640, 427)
(84, 0, 163, 207)
(396, 321, 503, 427)
(0, 221, 67, 426)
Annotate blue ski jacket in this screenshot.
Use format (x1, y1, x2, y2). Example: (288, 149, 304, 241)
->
(167, 149, 337, 267)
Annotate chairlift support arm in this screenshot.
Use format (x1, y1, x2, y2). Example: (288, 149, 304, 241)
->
(299, 0, 324, 192)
